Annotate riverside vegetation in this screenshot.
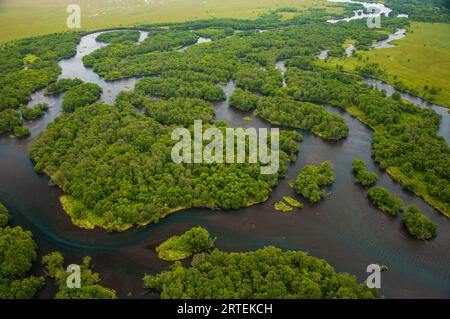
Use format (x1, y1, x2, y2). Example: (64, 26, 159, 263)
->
(3, 7, 440, 227)
(0, 0, 448, 299)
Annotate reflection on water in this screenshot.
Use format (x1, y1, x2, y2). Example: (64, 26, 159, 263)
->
(0, 29, 449, 299)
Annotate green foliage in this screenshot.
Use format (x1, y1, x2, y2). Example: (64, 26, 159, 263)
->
(20, 103, 49, 121)
(144, 98, 214, 126)
(288, 64, 449, 216)
(96, 31, 141, 44)
(385, 0, 450, 23)
(0, 202, 10, 228)
(283, 196, 304, 208)
(295, 161, 335, 203)
(229, 89, 259, 112)
(45, 78, 82, 95)
(352, 159, 379, 186)
(367, 187, 404, 215)
(144, 247, 379, 299)
(13, 125, 30, 138)
(402, 205, 438, 240)
(0, 33, 81, 110)
(42, 252, 117, 299)
(156, 227, 216, 261)
(194, 28, 234, 40)
(135, 77, 225, 102)
(274, 201, 293, 212)
(0, 225, 44, 299)
(30, 103, 296, 231)
(0, 109, 22, 135)
(256, 96, 348, 140)
(62, 82, 102, 113)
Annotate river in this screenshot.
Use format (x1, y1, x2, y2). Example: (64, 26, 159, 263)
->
(0, 19, 449, 299)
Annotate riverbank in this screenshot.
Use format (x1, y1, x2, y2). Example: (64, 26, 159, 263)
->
(322, 22, 450, 108)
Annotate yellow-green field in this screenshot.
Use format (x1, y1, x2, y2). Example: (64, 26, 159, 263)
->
(322, 22, 450, 107)
(0, 0, 330, 42)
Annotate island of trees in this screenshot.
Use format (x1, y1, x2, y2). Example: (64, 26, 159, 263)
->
(367, 187, 404, 216)
(294, 161, 335, 203)
(156, 226, 215, 261)
(402, 205, 438, 240)
(42, 252, 117, 299)
(0, 202, 44, 299)
(352, 159, 379, 186)
(144, 245, 379, 299)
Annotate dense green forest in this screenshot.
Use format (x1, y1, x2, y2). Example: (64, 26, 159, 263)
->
(45, 78, 82, 95)
(384, 0, 450, 23)
(96, 30, 141, 44)
(287, 64, 449, 216)
(156, 227, 215, 261)
(75, 12, 450, 218)
(42, 252, 116, 299)
(20, 103, 48, 121)
(0, 202, 44, 299)
(144, 246, 378, 299)
(367, 187, 404, 216)
(294, 161, 335, 204)
(61, 82, 102, 113)
(352, 159, 379, 186)
(0, 109, 22, 135)
(402, 205, 438, 240)
(0, 33, 81, 111)
(30, 103, 298, 231)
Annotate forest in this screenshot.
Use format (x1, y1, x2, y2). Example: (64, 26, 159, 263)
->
(294, 161, 335, 204)
(367, 187, 404, 216)
(144, 246, 378, 299)
(29, 103, 298, 231)
(96, 30, 141, 44)
(61, 82, 102, 113)
(402, 205, 438, 240)
(156, 227, 216, 261)
(287, 64, 449, 216)
(42, 252, 116, 299)
(352, 159, 379, 186)
(0, 0, 448, 300)
(0, 202, 44, 299)
(0, 33, 81, 111)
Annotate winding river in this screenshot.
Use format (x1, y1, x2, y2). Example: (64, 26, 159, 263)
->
(1, 8, 450, 299)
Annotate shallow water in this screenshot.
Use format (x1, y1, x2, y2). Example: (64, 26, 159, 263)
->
(327, 0, 392, 23)
(0, 29, 449, 299)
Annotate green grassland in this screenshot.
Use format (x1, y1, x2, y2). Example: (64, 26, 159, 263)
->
(0, 0, 332, 42)
(321, 22, 450, 107)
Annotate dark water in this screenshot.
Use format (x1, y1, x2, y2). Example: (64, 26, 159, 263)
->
(0, 30, 449, 299)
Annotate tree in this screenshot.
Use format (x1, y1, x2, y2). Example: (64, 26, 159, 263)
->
(62, 82, 102, 113)
(14, 125, 30, 138)
(402, 205, 438, 240)
(367, 187, 403, 215)
(352, 159, 378, 186)
(0, 225, 44, 299)
(144, 247, 379, 299)
(0, 109, 22, 135)
(0, 202, 10, 227)
(294, 161, 335, 203)
(42, 252, 117, 299)
(156, 227, 216, 261)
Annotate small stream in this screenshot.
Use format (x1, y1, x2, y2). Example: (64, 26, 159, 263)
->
(0, 21, 449, 299)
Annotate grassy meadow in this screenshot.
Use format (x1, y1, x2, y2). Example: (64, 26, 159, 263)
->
(0, 0, 331, 42)
(322, 22, 450, 107)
